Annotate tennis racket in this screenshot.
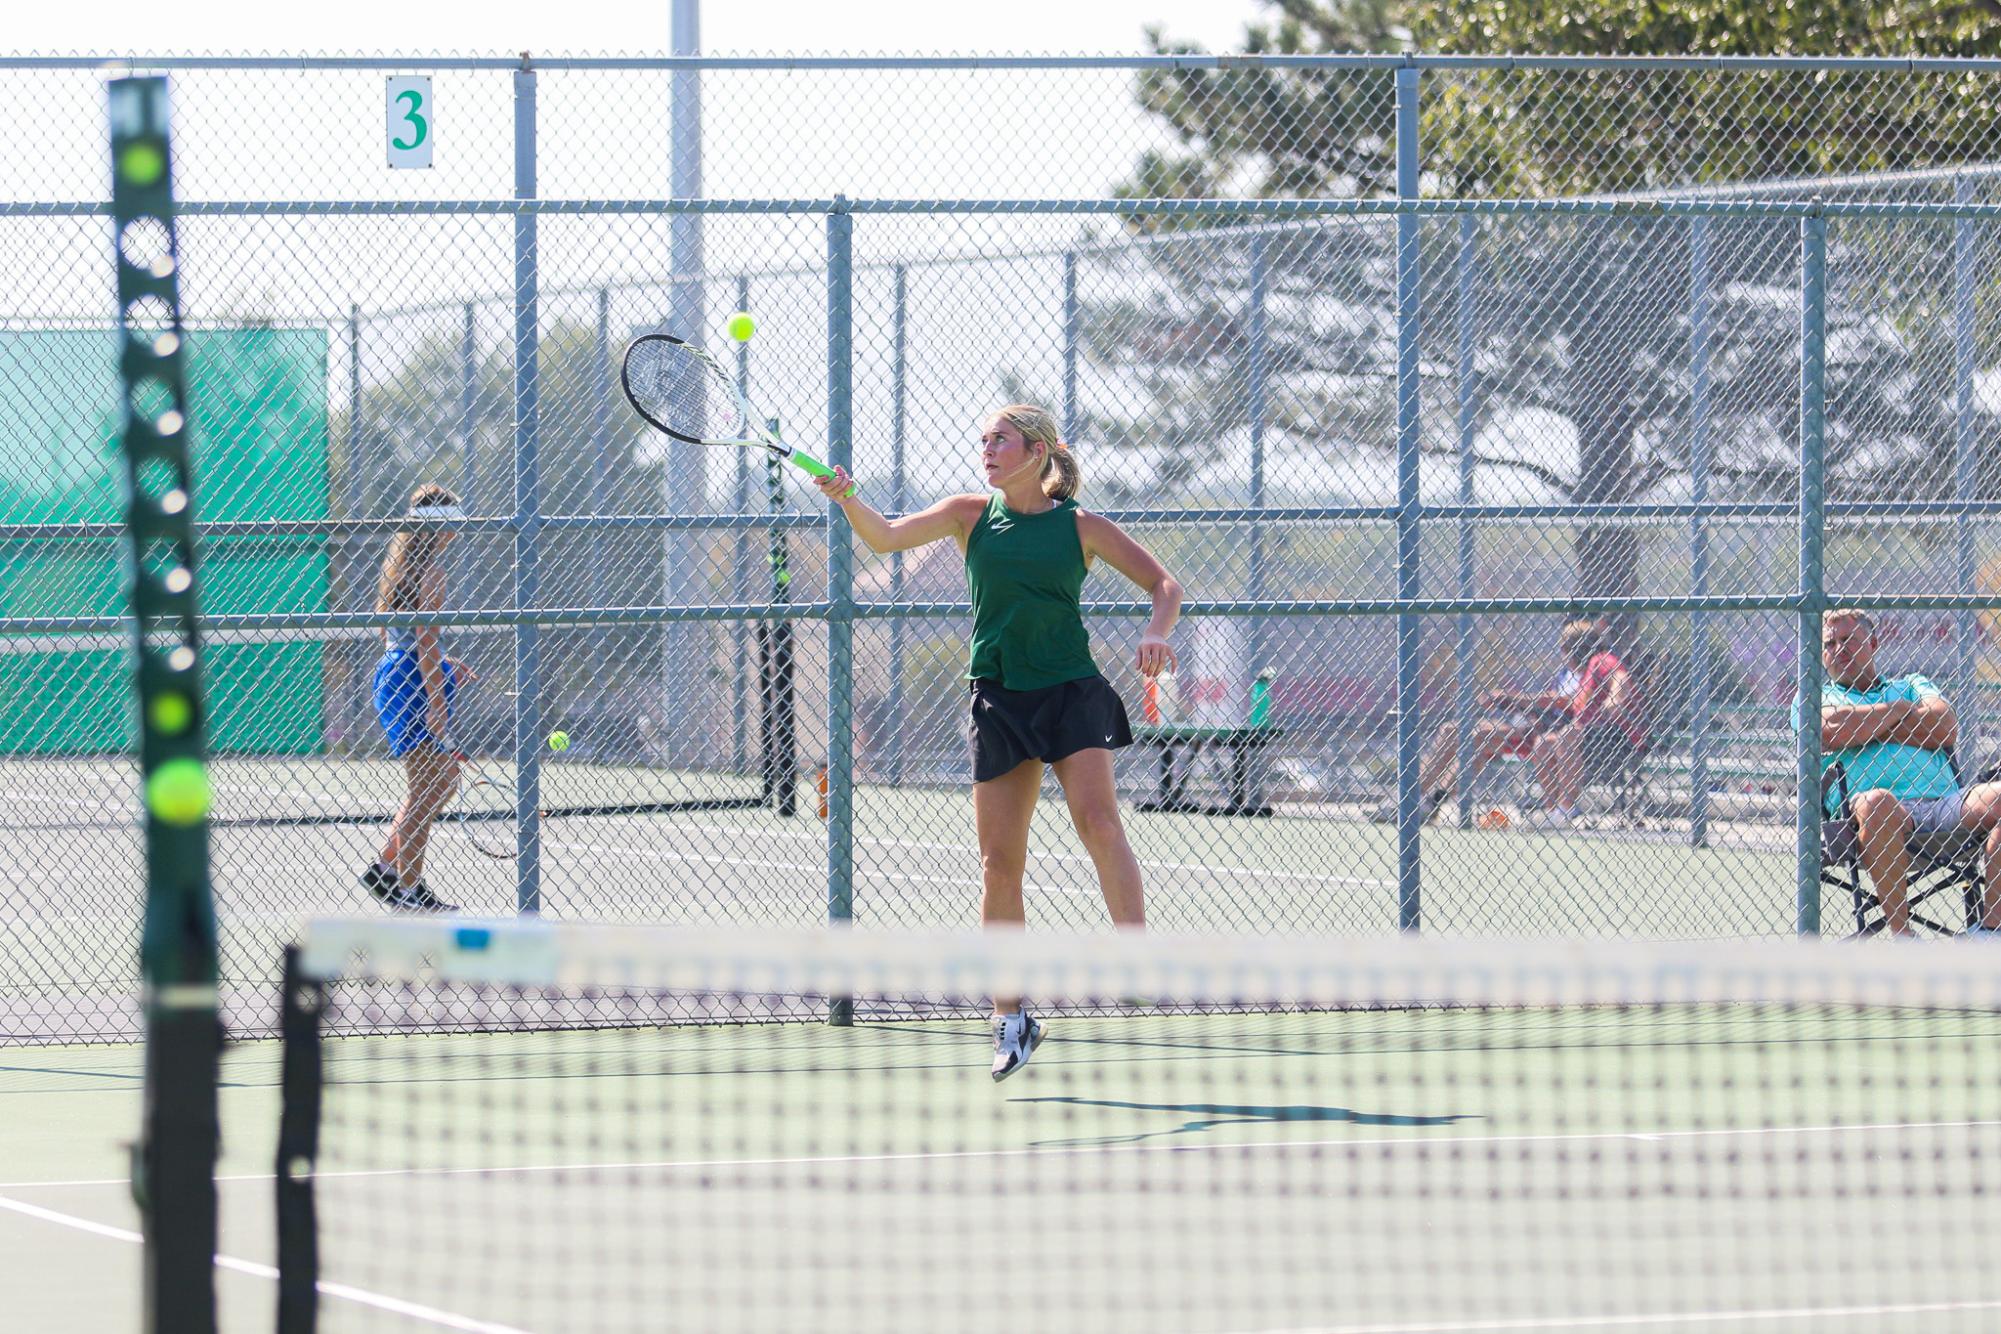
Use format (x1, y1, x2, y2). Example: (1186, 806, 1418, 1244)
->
(445, 749, 517, 860)
(620, 333, 855, 497)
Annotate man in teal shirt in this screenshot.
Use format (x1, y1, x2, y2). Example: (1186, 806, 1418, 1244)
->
(1794, 609, 2001, 935)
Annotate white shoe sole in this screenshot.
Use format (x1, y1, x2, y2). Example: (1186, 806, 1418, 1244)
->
(990, 1017, 1046, 1083)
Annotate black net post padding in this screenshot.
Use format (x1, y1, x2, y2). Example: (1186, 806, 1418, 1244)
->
(111, 75, 222, 1334)
(274, 946, 325, 1334)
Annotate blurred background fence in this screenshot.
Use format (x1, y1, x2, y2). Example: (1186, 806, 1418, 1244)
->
(6, 55, 2001, 1039)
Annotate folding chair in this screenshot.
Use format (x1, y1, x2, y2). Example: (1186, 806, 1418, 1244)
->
(1819, 760, 1987, 938)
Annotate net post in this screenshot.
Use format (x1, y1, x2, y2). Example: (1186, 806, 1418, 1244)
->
(1796, 210, 1827, 936)
(513, 57, 543, 915)
(274, 946, 324, 1334)
(827, 199, 856, 1026)
(111, 73, 221, 1334)
(1393, 62, 1424, 933)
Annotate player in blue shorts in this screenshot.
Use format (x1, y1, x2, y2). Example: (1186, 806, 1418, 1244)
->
(361, 484, 471, 912)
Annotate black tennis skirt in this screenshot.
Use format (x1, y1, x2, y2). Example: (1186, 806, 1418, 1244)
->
(969, 675, 1134, 783)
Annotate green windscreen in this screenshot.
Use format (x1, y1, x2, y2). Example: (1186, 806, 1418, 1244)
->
(0, 327, 330, 754)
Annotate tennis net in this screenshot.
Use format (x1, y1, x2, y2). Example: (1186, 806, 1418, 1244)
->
(2, 624, 791, 832)
(273, 920, 2001, 1334)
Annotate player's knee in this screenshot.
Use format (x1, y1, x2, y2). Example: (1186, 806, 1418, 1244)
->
(979, 845, 1026, 879)
(1850, 789, 1910, 834)
(1070, 802, 1126, 850)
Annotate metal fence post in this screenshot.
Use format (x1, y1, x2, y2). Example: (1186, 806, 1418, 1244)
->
(513, 58, 542, 915)
(1394, 64, 1423, 932)
(666, 6, 706, 769)
(459, 301, 478, 511)
(733, 273, 753, 775)
(1954, 176, 1981, 751)
(1062, 250, 1080, 443)
(887, 262, 909, 787)
(1453, 215, 1479, 830)
(1796, 212, 1827, 936)
(827, 199, 857, 974)
(344, 303, 364, 627)
(1689, 217, 1714, 848)
(591, 286, 612, 678)
(1247, 232, 1270, 687)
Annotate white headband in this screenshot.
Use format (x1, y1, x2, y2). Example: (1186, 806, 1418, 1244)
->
(407, 504, 465, 521)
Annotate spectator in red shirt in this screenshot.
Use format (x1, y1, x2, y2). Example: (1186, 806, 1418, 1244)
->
(1515, 620, 1646, 830)
(1379, 618, 1644, 828)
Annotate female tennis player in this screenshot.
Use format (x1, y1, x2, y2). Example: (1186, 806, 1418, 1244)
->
(814, 404, 1183, 1080)
(359, 484, 469, 913)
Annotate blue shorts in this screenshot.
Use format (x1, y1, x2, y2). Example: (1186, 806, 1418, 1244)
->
(372, 650, 459, 758)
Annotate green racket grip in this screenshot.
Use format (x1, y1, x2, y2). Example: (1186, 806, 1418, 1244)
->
(791, 450, 857, 498)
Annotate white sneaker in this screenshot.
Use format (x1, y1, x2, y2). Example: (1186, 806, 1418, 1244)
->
(989, 1009, 1046, 1082)
(1517, 807, 1576, 832)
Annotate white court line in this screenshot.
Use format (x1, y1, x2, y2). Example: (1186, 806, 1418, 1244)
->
(1232, 1295, 2001, 1333)
(0, 1192, 532, 1333)
(8, 1117, 1997, 1193)
(691, 818, 1398, 890)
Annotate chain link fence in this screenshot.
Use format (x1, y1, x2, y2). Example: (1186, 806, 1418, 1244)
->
(5, 55, 2001, 1040)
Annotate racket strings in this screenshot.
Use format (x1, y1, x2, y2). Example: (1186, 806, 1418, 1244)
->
(626, 337, 745, 441)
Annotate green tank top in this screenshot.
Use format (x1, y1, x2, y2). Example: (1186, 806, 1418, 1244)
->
(964, 494, 1097, 690)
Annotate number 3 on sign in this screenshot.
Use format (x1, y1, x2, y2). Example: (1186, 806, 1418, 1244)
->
(386, 76, 433, 169)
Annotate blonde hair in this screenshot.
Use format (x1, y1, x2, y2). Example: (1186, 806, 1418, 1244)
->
(995, 403, 1080, 502)
(1826, 607, 1877, 636)
(376, 483, 461, 614)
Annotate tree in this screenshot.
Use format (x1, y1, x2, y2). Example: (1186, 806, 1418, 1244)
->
(1071, 0, 2001, 613)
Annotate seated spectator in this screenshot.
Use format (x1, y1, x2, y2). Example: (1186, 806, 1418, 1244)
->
(1377, 618, 1645, 829)
(1794, 608, 2001, 936)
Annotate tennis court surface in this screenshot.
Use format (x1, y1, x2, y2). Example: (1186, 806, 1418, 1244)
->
(12, 922, 1997, 1334)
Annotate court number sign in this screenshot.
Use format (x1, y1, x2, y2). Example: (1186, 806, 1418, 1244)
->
(386, 76, 433, 169)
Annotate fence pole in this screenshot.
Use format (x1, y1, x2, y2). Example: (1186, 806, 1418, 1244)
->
(512, 59, 542, 915)
(591, 287, 611, 680)
(666, 2, 706, 769)
(1453, 215, 1478, 830)
(1247, 233, 1270, 690)
(1796, 212, 1827, 936)
(345, 302, 365, 649)
(1062, 250, 1080, 442)
(459, 301, 478, 510)
(1689, 217, 1714, 848)
(733, 274, 752, 774)
(1954, 176, 1981, 752)
(827, 200, 857, 1005)
(1394, 64, 1424, 932)
(888, 262, 909, 787)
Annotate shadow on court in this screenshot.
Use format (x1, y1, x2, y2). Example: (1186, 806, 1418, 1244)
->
(1012, 1094, 1477, 1148)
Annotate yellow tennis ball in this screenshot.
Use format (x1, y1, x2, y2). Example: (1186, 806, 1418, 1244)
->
(548, 730, 570, 752)
(119, 142, 165, 187)
(148, 691, 193, 736)
(726, 311, 756, 342)
(145, 758, 212, 826)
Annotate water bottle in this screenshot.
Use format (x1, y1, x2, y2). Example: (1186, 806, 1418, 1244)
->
(1248, 671, 1273, 728)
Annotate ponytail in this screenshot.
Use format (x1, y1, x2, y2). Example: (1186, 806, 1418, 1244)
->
(376, 482, 462, 614)
(995, 402, 1081, 502)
